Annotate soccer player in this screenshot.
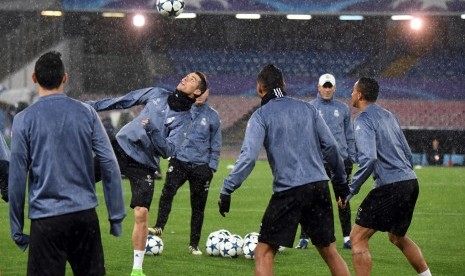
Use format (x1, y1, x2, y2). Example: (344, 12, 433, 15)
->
(88, 71, 208, 276)
(0, 134, 9, 203)
(297, 73, 356, 249)
(8, 51, 126, 275)
(342, 77, 431, 276)
(218, 64, 350, 276)
(148, 89, 221, 255)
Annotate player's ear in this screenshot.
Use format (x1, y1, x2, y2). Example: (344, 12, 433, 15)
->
(194, 88, 202, 98)
(257, 82, 265, 98)
(62, 73, 68, 85)
(32, 72, 37, 83)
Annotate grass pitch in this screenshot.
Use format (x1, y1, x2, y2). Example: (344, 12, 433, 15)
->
(0, 159, 464, 275)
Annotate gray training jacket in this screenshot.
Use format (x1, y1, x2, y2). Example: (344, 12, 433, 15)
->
(87, 87, 191, 170)
(9, 94, 126, 248)
(349, 103, 416, 198)
(175, 102, 222, 171)
(222, 96, 346, 195)
(310, 94, 356, 163)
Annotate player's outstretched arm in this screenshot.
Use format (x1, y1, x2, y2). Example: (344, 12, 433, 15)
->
(86, 87, 162, 112)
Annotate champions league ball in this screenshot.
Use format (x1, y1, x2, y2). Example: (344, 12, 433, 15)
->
(206, 232, 221, 256)
(156, 0, 185, 17)
(219, 234, 244, 258)
(206, 229, 234, 257)
(145, 235, 164, 256)
(243, 232, 259, 259)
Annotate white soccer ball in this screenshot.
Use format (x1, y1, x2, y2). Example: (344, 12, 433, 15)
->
(243, 232, 259, 259)
(219, 234, 244, 258)
(206, 233, 221, 256)
(217, 229, 231, 242)
(145, 234, 164, 256)
(206, 229, 232, 257)
(156, 0, 184, 18)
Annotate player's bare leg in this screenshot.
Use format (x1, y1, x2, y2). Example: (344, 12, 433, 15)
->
(388, 233, 430, 274)
(316, 242, 350, 276)
(254, 242, 276, 276)
(133, 207, 149, 250)
(350, 224, 376, 276)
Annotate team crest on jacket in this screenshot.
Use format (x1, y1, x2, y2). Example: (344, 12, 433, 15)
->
(334, 110, 340, 117)
(166, 116, 175, 124)
(152, 98, 161, 105)
(201, 118, 207, 126)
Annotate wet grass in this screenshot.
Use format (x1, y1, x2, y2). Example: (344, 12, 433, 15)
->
(0, 160, 463, 275)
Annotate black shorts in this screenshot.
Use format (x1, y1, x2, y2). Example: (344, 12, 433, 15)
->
(355, 179, 419, 236)
(28, 209, 105, 276)
(112, 140, 156, 210)
(258, 181, 335, 248)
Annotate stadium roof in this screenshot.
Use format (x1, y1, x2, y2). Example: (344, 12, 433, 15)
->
(60, 0, 465, 14)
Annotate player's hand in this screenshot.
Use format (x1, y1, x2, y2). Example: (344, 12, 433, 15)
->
(333, 183, 350, 200)
(344, 159, 353, 172)
(141, 119, 158, 133)
(218, 194, 231, 217)
(13, 233, 30, 252)
(338, 193, 353, 209)
(110, 221, 123, 237)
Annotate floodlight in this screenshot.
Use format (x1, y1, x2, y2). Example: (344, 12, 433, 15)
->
(286, 14, 312, 20)
(133, 14, 146, 27)
(410, 18, 422, 30)
(235, 14, 261, 20)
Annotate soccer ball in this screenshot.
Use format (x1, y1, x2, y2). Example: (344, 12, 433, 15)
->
(219, 234, 244, 258)
(206, 232, 221, 256)
(243, 232, 259, 259)
(145, 235, 164, 256)
(206, 229, 232, 256)
(156, 0, 184, 17)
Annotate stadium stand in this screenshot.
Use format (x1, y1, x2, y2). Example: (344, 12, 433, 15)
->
(406, 49, 465, 80)
(207, 95, 260, 130)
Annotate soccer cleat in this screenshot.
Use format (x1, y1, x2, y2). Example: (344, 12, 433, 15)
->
(189, 245, 203, 255)
(295, 238, 309, 249)
(130, 269, 146, 276)
(148, 226, 163, 237)
(343, 240, 352, 249)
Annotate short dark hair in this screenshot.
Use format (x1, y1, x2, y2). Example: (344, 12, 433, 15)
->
(34, 51, 65, 90)
(194, 71, 208, 93)
(357, 77, 379, 102)
(257, 64, 284, 92)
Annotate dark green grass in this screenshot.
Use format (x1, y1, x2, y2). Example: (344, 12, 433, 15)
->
(1, 160, 464, 275)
